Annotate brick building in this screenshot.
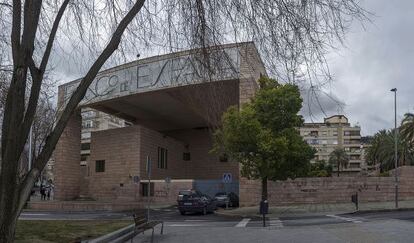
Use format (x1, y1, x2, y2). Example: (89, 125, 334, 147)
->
(53, 42, 266, 203)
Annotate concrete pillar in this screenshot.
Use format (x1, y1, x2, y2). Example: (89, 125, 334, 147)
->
(53, 111, 82, 200)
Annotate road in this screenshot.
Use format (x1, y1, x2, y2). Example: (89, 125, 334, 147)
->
(20, 208, 414, 242)
(132, 208, 414, 243)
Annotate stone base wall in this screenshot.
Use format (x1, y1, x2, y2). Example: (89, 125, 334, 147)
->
(240, 166, 414, 206)
(53, 112, 82, 200)
(138, 179, 194, 205)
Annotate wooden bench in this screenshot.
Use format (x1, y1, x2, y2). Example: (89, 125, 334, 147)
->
(131, 212, 164, 243)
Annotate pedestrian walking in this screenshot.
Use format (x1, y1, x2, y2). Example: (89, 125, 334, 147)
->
(40, 185, 46, 200)
(47, 186, 51, 200)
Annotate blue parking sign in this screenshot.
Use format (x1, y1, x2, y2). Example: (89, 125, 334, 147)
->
(222, 173, 232, 183)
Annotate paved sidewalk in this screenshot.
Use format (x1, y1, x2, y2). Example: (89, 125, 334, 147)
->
(217, 200, 414, 218)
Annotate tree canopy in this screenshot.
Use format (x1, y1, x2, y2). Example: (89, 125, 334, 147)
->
(328, 148, 350, 177)
(366, 128, 414, 172)
(213, 76, 315, 200)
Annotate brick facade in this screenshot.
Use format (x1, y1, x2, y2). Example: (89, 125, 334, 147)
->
(53, 112, 82, 200)
(86, 125, 239, 201)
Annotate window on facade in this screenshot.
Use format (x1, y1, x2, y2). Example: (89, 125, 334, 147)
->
(183, 152, 191, 161)
(81, 155, 88, 162)
(141, 182, 154, 197)
(82, 120, 94, 129)
(95, 160, 105, 172)
(158, 147, 168, 169)
(310, 131, 318, 137)
(81, 143, 91, 151)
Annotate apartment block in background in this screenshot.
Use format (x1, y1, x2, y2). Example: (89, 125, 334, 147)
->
(80, 108, 130, 166)
(299, 115, 366, 176)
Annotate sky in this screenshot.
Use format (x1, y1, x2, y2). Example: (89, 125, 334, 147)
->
(50, 0, 413, 137)
(303, 0, 414, 136)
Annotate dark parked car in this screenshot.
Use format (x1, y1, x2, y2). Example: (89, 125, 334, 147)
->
(214, 192, 239, 208)
(177, 190, 216, 215)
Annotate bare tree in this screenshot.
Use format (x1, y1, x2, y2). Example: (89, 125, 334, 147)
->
(0, 0, 368, 242)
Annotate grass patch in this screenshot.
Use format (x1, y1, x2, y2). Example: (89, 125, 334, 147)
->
(15, 220, 133, 243)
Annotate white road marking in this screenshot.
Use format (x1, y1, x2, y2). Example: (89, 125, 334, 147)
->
(268, 218, 283, 228)
(326, 214, 362, 223)
(184, 219, 209, 222)
(235, 218, 251, 227)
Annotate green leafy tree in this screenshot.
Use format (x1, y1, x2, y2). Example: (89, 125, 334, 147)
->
(328, 148, 350, 177)
(213, 77, 315, 201)
(308, 160, 333, 177)
(366, 129, 414, 172)
(400, 113, 414, 147)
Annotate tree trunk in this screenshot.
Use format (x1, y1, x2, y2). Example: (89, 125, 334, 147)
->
(0, 1, 146, 242)
(337, 161, 340, 177)
(0, 208, 18, 243)
(0, 217, 18, 243)
(261, 177, 268, 201)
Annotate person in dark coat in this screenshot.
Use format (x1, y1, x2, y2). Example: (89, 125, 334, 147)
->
(40, 185, 46, 200)
(47, 186, 51, 200)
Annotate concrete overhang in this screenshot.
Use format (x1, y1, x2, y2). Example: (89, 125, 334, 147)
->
(87, 79, 239, 131)
(58, 42, 266, 131)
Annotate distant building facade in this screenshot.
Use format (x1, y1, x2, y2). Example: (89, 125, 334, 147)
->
(299, 115, 367, 175)
(80, 108, 129, 166)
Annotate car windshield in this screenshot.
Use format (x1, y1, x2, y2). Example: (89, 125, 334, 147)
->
(215, 192, 227, 197)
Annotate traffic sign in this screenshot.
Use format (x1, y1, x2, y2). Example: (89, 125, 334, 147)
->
(222, 173, 232, 183)
(133, 176, 140, 184)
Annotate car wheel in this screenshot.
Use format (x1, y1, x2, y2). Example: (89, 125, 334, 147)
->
(202, 207, 207, 215)
(180, 211, 185, 215)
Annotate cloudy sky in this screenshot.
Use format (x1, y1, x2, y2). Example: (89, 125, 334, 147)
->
(305, 0, 414, 136)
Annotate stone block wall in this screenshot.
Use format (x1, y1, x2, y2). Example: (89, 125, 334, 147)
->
(240, 166, 414, 206)
(166, 128, 240, 181)
(87, 124, 232, 201)
(88, 125, 141, 201)
(53, 112, 82, 200)
(239, 42, 266, 105)
(139, 179, 194, 204)
(139, 126, 190, 180)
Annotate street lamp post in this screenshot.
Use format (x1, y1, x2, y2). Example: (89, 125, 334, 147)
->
(391, 88, 398, 209)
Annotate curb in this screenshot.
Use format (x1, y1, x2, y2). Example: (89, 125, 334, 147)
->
(217, 207, 414, 218)
(344, 207, 414, 215)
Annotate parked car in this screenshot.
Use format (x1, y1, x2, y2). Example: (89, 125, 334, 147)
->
(214, 192, 239, 208)
(177, 190, 216, 215)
